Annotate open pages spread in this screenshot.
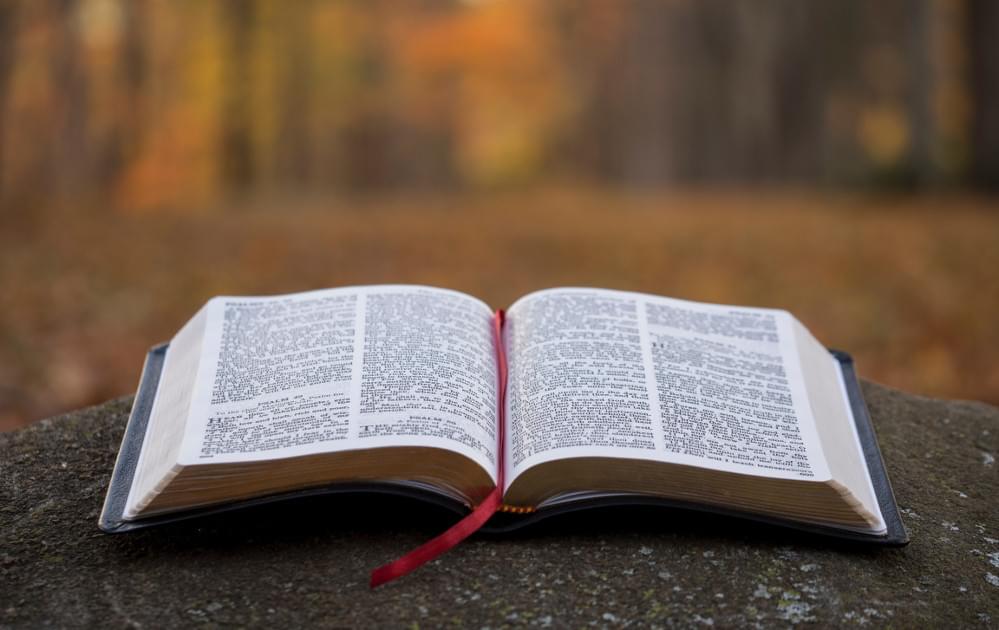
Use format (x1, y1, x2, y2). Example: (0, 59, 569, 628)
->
(504, 288, 831, 487)
(124, 284, 884, 534)
(125, 286, 499, 518)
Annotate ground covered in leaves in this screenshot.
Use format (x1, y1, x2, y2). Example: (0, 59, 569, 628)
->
(2, 189, 997, 429)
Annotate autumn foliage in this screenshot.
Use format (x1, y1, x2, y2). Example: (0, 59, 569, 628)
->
(0, 1, 997, 429)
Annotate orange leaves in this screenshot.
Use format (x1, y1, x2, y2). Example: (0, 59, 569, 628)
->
(392, 2, 570, 185)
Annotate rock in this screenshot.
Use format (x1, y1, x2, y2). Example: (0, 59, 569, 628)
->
(1, 382, 997, 627)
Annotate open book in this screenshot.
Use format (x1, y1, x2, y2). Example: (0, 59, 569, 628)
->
(101, 286, 907, 557)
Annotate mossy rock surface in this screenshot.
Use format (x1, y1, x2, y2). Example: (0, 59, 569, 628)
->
(2, 382, 998, 627)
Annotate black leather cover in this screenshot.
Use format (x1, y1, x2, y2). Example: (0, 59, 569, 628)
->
(99, 345, 908, 545)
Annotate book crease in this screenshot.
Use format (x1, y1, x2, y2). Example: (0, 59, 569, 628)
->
(369, 310, 508, 587)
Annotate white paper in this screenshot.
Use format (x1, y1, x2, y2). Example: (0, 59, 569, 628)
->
(178, 285, 499, 482)
(504, 288, 830, 490)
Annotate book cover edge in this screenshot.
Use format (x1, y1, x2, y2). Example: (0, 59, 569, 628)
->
(828, 349, 910, 545)
(98, 343, 168, 532)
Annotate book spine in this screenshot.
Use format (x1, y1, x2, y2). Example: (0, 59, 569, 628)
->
(498, 504, 535, 514)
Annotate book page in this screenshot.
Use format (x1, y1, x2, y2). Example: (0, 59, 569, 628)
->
(177, 286, 499, 482)
(504, 288, 830, 490)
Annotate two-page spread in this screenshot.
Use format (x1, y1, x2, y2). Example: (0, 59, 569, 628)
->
(101, 285, 907, 583)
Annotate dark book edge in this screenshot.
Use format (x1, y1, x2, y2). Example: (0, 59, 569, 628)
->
(99, 343, 167, 532)
(829, 349, 909, 544)
(100, 345, 908, 545)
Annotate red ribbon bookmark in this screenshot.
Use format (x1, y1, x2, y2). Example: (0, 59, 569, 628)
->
(368, 486, 503, 588)
(370, 310, 508, 589)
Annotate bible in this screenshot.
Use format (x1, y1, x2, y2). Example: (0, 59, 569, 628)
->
(100, 286, 907, 583)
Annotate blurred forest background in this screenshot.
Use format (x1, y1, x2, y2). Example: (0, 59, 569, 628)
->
(0, 0, 997, 430)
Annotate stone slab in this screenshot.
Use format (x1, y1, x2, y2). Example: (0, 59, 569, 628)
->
(1, 382, 998, 627)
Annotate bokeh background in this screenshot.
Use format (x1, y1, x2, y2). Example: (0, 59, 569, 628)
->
(1, 0, 997, 430)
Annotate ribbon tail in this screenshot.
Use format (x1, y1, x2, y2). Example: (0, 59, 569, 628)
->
(369, 310, 508, 589)
(369, 487, 502, 588)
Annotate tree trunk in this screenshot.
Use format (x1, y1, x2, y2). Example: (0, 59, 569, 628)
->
(220, 0, 256, 195)
(0, 1, 17, 200)
(969, 0, 999, 190)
